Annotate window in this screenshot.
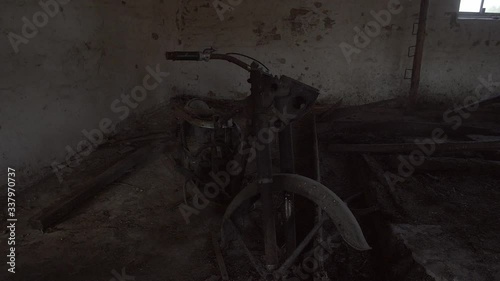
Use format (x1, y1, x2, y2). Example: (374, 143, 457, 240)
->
(459, 0, 500, 18)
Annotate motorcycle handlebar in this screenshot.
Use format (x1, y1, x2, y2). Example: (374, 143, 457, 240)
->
(165, 51, 202, 61)
(165, 51, 252, 72)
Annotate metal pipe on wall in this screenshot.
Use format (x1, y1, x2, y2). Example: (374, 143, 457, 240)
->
(409, 0, 430, 106)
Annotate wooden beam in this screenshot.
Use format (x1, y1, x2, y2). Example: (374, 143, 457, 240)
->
(31, 145, 155, 230)
(318, 120, 500, 139)
(388, 156, 500, 175)
(329, 141, 500, 154)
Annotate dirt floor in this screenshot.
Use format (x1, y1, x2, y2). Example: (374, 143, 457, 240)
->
(388, 172, 500, 281)
(2, 102, 500, 281)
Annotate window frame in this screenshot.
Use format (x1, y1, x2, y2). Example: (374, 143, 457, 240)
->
(458, 0, 500, 20)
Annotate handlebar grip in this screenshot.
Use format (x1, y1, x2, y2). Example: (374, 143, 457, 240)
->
(166, 51, 202, 61)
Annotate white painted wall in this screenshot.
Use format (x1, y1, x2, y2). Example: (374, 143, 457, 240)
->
(0, 0, 498, 184)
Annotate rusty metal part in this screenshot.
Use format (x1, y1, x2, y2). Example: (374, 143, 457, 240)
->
(329, 140, 500, 154)
(273, 76, 320, 123)
(222, 174, 371, 252)
(245, 62, 321, 269)
(173, 102, 230, 129)
(409, 0, 429, 105)
(226, 220, 268, 278)
(311, 115, 321, 182)
(260, 179, 278, 269)
(210, 54, 252, 71)
(166, 52, 252, 71)
(295, 113, 329, 279)
(174, 104, 216, 129)
(171, 96, 245, 129)
(250, 66, 279, 268)
(275, 216, 328, 277)
(168, 50, 343, 278)
(279, 125, 297, 258)
(310, 114, 329, 281)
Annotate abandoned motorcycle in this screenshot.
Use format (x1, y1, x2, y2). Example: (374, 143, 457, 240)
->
(166, 50, 371, 280)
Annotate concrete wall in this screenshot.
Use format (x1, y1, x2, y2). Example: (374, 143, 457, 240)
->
(0, 0, 499, 184)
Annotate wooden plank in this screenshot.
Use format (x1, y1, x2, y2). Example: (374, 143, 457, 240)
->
(329, 141, 500, 154)
(317, 98, 399, 122)
(317, 120, 500, 139)
(31, 145, 155, 230)
(387, 156, 500, 175)
(362, 155, 394, 192)
(362, 154, 403, 207)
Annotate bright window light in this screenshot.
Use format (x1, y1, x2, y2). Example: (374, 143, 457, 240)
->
(460, 0, 481, 12)
(460, 0, 500, 13)
(484, 0, 500, 13)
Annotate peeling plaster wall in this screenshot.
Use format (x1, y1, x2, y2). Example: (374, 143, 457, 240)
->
(0, 0, 499, 184)
(420, 1, 500, 103)
(169, 0, 499, 104)
(0, 0, 178, 184)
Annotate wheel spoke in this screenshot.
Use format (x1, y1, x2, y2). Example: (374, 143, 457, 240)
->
(226, 219, 268, 278)
(275, 216, 328, 276)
